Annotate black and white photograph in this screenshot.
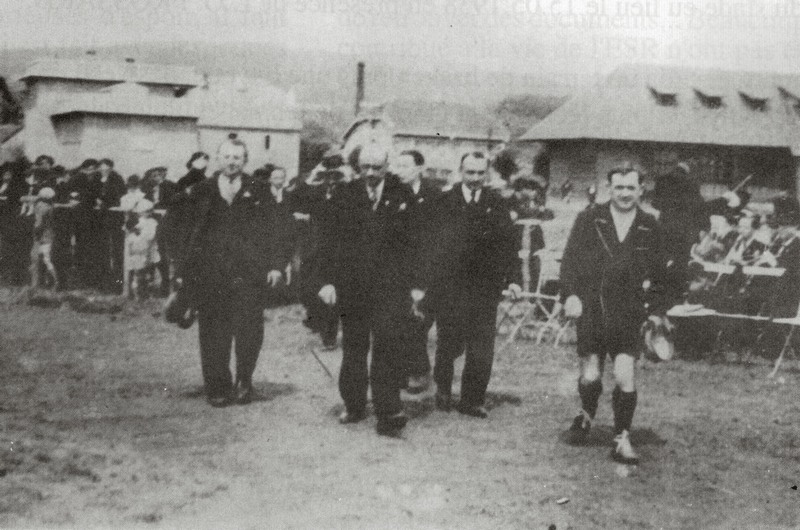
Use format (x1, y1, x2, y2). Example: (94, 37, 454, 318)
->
(1, 1, 799, 528)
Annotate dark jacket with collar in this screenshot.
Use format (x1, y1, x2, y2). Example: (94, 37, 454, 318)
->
(180, 172, 287, 306)
(317, 174, 419, 312)
(560, 202, 672, 322)
(423, 184, 517, 309)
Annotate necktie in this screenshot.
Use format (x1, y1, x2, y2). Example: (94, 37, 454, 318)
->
(369, 186, 379, 211)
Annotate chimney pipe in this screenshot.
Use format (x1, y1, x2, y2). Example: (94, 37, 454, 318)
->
(355, 61, 365, 116)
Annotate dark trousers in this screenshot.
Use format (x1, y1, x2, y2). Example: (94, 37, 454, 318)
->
(405, 315, 433, 378)
(339, 305, 407, 417)
(434, 297, 498, 407)
(197, 294, 264, 398)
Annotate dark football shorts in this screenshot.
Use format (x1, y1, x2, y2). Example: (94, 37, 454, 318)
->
(576, 309, 642, 359)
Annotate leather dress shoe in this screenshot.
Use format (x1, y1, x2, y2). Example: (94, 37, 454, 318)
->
(456, 403, 488, 418)
(376, 412, 408, 436)
(234, 382, 255, 405)
(435, 392, 453, 412)
(207, 395, 231, 408)
(338, 409, 367, 424)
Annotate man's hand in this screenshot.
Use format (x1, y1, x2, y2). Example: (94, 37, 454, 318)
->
(319, 284, 337, 306)
(266, 270, 282, 287)
(563, 295, 583, 319)
(506, 283, 523, 301)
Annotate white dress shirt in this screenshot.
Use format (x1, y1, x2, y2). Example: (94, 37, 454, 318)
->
(367, 179, 385, 210)
(218, 174, 242, 205)
(461, 184, 481, 204)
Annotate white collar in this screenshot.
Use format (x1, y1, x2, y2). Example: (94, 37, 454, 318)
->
(461, 184, 481, 204)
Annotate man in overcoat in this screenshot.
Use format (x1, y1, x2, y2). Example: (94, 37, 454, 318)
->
(560, 164, 671, 464)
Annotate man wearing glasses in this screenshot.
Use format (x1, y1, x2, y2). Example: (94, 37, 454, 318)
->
(317, 142, 422, 436)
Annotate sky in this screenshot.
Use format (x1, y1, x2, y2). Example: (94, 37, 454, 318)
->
(2, 0, 800, 82)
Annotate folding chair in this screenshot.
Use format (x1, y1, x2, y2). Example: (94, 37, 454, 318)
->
(497, 249, 566, 352)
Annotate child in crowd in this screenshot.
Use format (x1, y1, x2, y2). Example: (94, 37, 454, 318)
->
(125, 199, 160, 300)
(30, 187, 58, 290)
(119, 175, 145, 211)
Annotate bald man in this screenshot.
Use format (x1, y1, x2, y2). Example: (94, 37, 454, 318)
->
(317, 142, 422, 436)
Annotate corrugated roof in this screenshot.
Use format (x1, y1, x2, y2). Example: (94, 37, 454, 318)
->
(520, 64, 800, 148)
(194, 76, 300, 131)
(20, 58, 202, 87)
(348, 100, 508, 141)
(49, 83, 198, 119)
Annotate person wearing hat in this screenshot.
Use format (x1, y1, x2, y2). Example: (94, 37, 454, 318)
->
(29, 187, 57, 290)
(293, 146, 349, 349)
(560, 163, 672, 464)
(178, 135, 288, 407)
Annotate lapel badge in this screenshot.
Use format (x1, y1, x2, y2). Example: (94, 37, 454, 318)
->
(242, 190, 252, 199)
(418, 197, 424, 203)
(399, 202, 407, 211)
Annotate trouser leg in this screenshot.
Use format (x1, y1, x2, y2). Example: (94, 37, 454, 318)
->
(339, 309, 370, 414)
(233, 302, 265, 386)
(433, 312, 465, 394)
(198, 300, 234, 398)
(371, 328, 405, 417)
(460, 304, 498, 407)
(406, 316, 433, 378)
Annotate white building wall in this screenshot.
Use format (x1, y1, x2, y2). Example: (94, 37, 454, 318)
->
(77, 115, 198, 178)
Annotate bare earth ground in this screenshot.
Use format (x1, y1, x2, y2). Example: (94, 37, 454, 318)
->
(1, 294, 799, 530)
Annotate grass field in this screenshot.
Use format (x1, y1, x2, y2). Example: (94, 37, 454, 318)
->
(1, 290, 799, 529)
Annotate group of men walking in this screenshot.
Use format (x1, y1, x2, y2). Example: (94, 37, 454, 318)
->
(177, 135, 675, 465)
(178, 137, 523, 438)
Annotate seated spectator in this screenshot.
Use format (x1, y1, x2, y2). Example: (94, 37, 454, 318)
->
(723, 211, 765, 266)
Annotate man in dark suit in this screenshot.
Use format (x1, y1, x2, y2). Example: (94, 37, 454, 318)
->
(96, 158, 126, 293)
(560, 164, 671, 464)
(179, 135, 287, 407)
(293, 154, 350, 349)
(317, 142, 422, 436)
(421, 152, 520, 419)
(394, 149, 440, 393)
(71, 159, 102, 288)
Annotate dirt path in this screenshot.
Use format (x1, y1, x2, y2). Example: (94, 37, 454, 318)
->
(2, 301, 799, 529)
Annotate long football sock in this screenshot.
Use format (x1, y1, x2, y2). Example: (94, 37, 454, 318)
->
(612, 386, 637, 434)
(578, 378, 602, 419)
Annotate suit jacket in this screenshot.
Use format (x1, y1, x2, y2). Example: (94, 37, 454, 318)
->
(180, 172, 288, 306)
(423, 184, 517, 311)
(317, 175, 420, 312)
(145, 180, 179, 210)
(560, 202, 671, 325)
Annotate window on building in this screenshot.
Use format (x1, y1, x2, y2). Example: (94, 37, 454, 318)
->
(739, 92, 768, 112)
(648, 87, 677, 107)
(264, 135, 271, 150)
(694, 89, 723, 109)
